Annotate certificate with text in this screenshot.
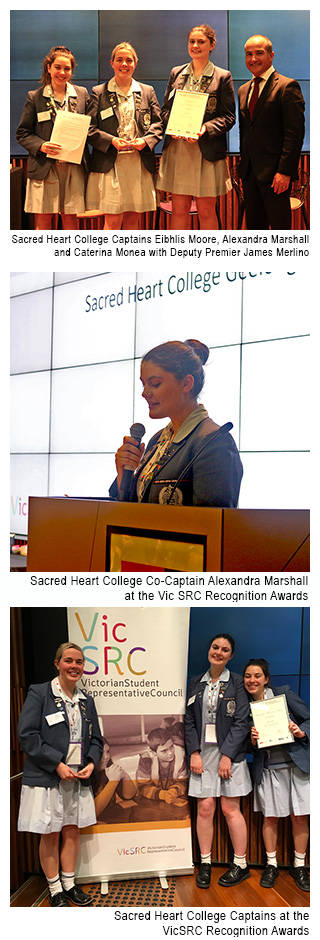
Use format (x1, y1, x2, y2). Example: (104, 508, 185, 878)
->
(166, 90, 208, 139)
(250, 694, 295, 748)
(50, 111, 90, 164)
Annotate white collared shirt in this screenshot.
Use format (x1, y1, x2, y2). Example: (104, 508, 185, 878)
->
(247, 65, 274, 105)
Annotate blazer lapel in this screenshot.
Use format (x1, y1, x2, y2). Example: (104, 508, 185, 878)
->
(250, 71, 279, 121)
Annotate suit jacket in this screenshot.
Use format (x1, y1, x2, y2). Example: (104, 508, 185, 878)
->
(161, 63, 235, 162)
(18, 681, 103, 787)
(87, 81, 163, 174)
(16, 84, 90, 179)
(238, 70, 305, 183)
(249, 685, 310, 785)
(109, 417, 243, 507)
(185, 672, 250, 763)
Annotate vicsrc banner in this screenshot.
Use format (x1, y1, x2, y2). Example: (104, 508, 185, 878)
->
(67, 607, 193, 884)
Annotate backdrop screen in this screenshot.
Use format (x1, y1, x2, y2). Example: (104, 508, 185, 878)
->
(10, 9, 310, 155)
(10, 269, 310, 535)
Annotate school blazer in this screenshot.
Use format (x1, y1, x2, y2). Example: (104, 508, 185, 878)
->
(87, 81, 163, 174)
(161, 64, 236, 162)
(238, 70, 305, 183)
(16, 85, 90, 179)
(185, 672, 250, 763)
(249, 685, 310, 784)
(109, 417, 243, 507)
(18, 681, 103, 788)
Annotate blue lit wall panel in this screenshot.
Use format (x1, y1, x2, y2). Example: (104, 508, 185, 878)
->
(10, 10, 98, 80)
(188, 608, 309, 702)
(229, 10, 310, 80)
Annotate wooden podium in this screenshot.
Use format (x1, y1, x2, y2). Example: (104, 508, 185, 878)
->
(27, 497, 310, 572)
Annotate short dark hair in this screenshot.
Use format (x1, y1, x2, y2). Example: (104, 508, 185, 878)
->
(208, 633, 235, 654)
(243, 658, 270, 679)
(147, 728, 173, 751)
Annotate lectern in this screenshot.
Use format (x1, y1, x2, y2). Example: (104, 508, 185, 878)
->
(27, 498, 310, 572)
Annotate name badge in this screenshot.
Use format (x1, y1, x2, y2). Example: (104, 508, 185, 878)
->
(46, 712, 65, 726)
(37, 110, 51, 123)
(204, 723, 217, 744)
(66, 741, 83, 766)
(100, 107, 113, 120)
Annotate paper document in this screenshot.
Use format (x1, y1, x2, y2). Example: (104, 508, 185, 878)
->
(166, 90, 208, 139)
(50, 110, 91, 164)
(250, 694, 295, 749)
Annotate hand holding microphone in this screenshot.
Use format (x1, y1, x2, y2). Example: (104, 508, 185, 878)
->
(116, 423, 145, 501)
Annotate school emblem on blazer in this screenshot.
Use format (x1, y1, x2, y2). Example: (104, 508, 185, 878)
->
(159, 484, 183, 505)
(142, 111, 151, 127)
(206, 94, 217, 112)
(226, 699, 236, 716)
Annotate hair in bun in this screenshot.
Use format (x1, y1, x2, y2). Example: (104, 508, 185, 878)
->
(184, 338, 209, 366)
(142, 339, 209, 397)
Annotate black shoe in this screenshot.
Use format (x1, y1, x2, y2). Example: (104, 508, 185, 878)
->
(289, 866, 310, 892)
(63, 885, 93, 905)
(218, 863, 251, 886)
(260, 865, 279, 888)
(196, 863, 212, 888)
(49, 891, 70, 907)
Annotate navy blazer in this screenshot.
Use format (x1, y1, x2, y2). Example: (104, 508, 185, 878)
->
(87, 81, 163, 174)
(249, 685, 310, 785)
(161, 63, 235, 162)
(18, 681, 103, 788)
(109, 417, 243, 507)
(185, 672, 250, 763)
(16, 85, 90, 179)
(238, 70, 305, 183)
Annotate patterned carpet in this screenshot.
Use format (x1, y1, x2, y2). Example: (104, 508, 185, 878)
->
(87, 876, 176, 907)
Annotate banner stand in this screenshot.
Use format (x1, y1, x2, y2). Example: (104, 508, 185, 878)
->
(68, 607, 194, 888)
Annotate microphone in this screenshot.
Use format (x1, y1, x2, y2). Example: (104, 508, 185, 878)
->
(118, 423, 146, 501)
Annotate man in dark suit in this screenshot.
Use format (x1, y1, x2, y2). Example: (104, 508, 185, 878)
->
(238, 35, 305, 229)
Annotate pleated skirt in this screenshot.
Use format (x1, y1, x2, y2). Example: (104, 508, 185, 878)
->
(157, 138, 232, 198)
(254, 766, 310, 817)
(86, 151, 157, 214)
(25, 162, 86, 214)
(18, 780, 97, 833)
(188, 745, 252, 799)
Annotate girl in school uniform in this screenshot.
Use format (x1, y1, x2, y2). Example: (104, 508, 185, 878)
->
(243, 658, 310, 891)
(86, 42, 163, 229)
(16, 46, 89, 230)
(157, 24, 235, 229)
(17, 642, 103, 906)
(185, 633, 252, 889)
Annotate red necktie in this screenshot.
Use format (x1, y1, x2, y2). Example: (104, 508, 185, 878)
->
(248, 76, 262, 120)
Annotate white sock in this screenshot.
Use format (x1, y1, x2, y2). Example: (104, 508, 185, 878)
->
(233, 854, 247, 869)
(47, 874, 63, 897)
(61, 870, 75, 891)
(266, 851, 278, 868)
(294, 852, 306, 868)
(200, 853, 211, 865)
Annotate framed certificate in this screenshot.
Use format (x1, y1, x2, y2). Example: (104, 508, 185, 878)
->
(250, 694, 295, 748)
(166, 90, 208, 139)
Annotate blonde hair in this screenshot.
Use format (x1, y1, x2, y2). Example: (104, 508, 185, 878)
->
(111, 42, 138, 64)
(54, 642, 84, 664)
